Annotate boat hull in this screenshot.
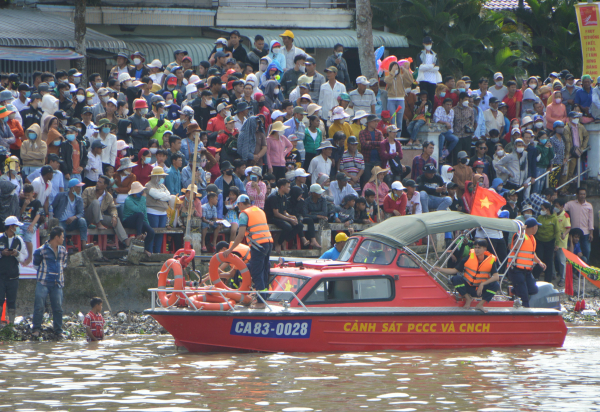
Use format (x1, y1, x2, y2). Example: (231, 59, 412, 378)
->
(146, 307, 568, 353)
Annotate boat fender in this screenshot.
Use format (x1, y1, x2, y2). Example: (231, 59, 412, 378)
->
(209, 252, 252, 304)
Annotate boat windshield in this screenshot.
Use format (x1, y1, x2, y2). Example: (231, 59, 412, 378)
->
(352, 239, 397, 265)
(267, 273, 310, 302)
(338, 238, 358, 262)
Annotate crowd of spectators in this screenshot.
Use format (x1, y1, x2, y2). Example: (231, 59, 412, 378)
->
(0, 31, 595, 287)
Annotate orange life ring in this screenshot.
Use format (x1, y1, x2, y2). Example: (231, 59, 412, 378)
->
(157, 258, 186, 307)
(188, 298, 236, 311)
(209, 252, 252, 304)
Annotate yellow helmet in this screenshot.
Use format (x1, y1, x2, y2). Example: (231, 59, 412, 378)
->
(4, 155, 20, 173)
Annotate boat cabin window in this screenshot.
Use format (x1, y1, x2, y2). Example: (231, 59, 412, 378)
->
(304, 276, 393, 303)
(337, 238, 358, 262)
(352, 240, 396, 265)
(268, 274, 309, 301)
(397, 252, 420, 269)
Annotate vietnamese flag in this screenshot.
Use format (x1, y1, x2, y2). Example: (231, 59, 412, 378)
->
(470, 186, 506, 218)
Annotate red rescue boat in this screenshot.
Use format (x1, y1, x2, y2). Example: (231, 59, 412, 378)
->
(146, 212, 567, 353)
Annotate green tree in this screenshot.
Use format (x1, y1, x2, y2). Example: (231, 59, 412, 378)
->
(372, 0, 531, 81)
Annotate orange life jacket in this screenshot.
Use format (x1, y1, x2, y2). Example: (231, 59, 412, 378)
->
(241, 206, 273, 247)
(508, 234, 537, 270)
(230, 242, 251, 263)
(463, 250, 496, 285)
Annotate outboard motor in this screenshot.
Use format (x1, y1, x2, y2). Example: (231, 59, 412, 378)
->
(528, 281, 561, 309)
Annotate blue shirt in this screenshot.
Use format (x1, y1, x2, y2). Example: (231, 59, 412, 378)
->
(164, 166, 181, 195)
(201, 193, 224, 219)
(320, 246, 341, 260)
(60, 197, 77, 222)
(573, 242, 582, 255)
(574, 87, 593, 108)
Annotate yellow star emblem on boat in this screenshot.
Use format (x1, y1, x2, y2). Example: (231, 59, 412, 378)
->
(285, 280, 293, 291)
(479, 196, 492, 209)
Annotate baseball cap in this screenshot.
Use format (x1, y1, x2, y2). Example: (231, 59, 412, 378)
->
(424, 164, 436, 173)
(335, 172, 348, 181)
(525, 217, 542, 228)
(391, 181, 405, 191)
(235, 194, 251, 206)
(293, 106, 307, 115)
(335, 232, 349, 243)
(489, 97, 499, 104)
(310, 183, 325, 195)
(493, 72, 503, 80)
(514, 138, 524, 145)
(47, 153, 60, 162)
(215, 51, 227, 59)
(179, 106, 195, 117)
(356, 76, 370, 86)
(403, 179, 416, 188)
(325, 66, 338, 74)
(217, 102, 232, 112)
(4, 216, 23, 227)
(294, 168, 310, 177)
(41, 165, 54, 176)
(347, 136, 358, 145)
(91, 140, 107, 150)
(457, 151, 468, 159)
(68, 178, 85, 188)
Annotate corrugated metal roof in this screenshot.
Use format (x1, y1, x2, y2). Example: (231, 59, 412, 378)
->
(211, 28, 408, 48)
(118, 37, 217, 67)
(0, 9, 125, 50)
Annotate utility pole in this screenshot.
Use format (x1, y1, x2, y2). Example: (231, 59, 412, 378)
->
(74, 0, 87, 78)
(356, 0, 376, 80)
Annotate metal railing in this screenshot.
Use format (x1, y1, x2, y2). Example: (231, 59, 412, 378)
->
(32, 0, 354, 8)
(148, 288, 309, 312)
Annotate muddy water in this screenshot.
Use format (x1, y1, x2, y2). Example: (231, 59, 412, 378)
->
(0, 327, 599, 411)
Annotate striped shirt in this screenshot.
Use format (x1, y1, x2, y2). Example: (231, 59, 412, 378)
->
(340, 151, 365, 191)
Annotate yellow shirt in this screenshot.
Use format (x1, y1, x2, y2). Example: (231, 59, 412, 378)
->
(329, 121, 353, 148)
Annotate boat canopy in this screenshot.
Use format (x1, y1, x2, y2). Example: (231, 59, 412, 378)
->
(360, 211, 520, 248)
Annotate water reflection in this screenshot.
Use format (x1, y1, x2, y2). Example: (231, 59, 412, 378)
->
(0, 327, 598, 411)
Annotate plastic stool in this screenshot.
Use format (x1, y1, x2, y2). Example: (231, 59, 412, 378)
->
(69, 235, 81, 252)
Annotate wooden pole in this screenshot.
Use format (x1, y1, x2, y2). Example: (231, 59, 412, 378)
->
(374, 175, 382, 222)
(184, 133, 200, 249)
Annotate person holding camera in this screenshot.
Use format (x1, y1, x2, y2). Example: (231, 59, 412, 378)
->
(453, 92, 475, 164)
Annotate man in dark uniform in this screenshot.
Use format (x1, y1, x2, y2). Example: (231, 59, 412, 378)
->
(435, 238, 500, 312)
(224, 194, 273, 309)
(0, 216, 27, 325)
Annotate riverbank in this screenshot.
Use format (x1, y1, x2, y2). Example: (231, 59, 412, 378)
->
(1, 295, 598, 343)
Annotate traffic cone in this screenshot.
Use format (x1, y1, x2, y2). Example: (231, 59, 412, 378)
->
(1, 302, 5, 322)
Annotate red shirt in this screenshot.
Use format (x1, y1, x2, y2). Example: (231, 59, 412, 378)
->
(502, 90, 523, 121)
(376, 120, 391, 137)
(83, 310, 104, 341)
(206, 114, 226, 134)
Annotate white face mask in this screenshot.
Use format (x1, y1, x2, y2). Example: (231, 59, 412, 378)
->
(424, 45, 432, 51)
(360, 118, 367, 125)
(299, 66, 306, 73)
(166, 99, 174, 106)
(224, 110, 231, 117)
(529, 83, 537, 89)
(87, 99, 94, 105)
(74, 77, 81, 85)
(523, 213, 532, 219)
(516, 147, 525, 154)
(260, 63, 268, 71)
(495, 81, 503, 87)
(205, 98, 212, 106)
(465, 83, 471, 89)
(539, 210, 547, 216)
(554, 98, 562, 104)
(149, 147, 158, 154)
(572, 118, 580, 124)
(272, 48, 280, 54)
(497, 150, 505, 157)
(447, 173, 454, 180)
(535, 122, 543, 128)
(126, 127, 132, 134)
(133, 58, 142, 65)
(273, 89, 280, 95)
(140, 108, 148, 115)
(101, 96, 109, 103)
(76, 95, 85, 103)
(462, 100, 469, 107)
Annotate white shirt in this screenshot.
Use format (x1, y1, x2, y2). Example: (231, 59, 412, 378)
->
(86, 87, 101, 105)
(31, 176, 52, 207)
(84, 122, 97, 139)
(319, 81, 347, 120)
(281, 45, 305, 71)
(407, 191, 422, 215)
(422, 52, 437, 83)
(85, 153, 103, 182)
(472, 90, 494, 112)
(483, 109, 505, 134)
(150, 73, 164, 87)
(329, 180, 358, 206)
(307, 154, 332, 185)
(92, 132, 117, 166)
(490, 85, 508, 101)
(12, 97, 30, 113)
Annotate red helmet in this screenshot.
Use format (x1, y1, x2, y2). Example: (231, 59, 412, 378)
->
(133, 99, 148, 110)
(473, 160, 485, 168)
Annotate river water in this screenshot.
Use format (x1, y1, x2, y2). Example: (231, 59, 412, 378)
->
(0, 327, 599, 411)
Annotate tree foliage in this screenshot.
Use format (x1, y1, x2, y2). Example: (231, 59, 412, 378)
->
(371, 0, 582, 82)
